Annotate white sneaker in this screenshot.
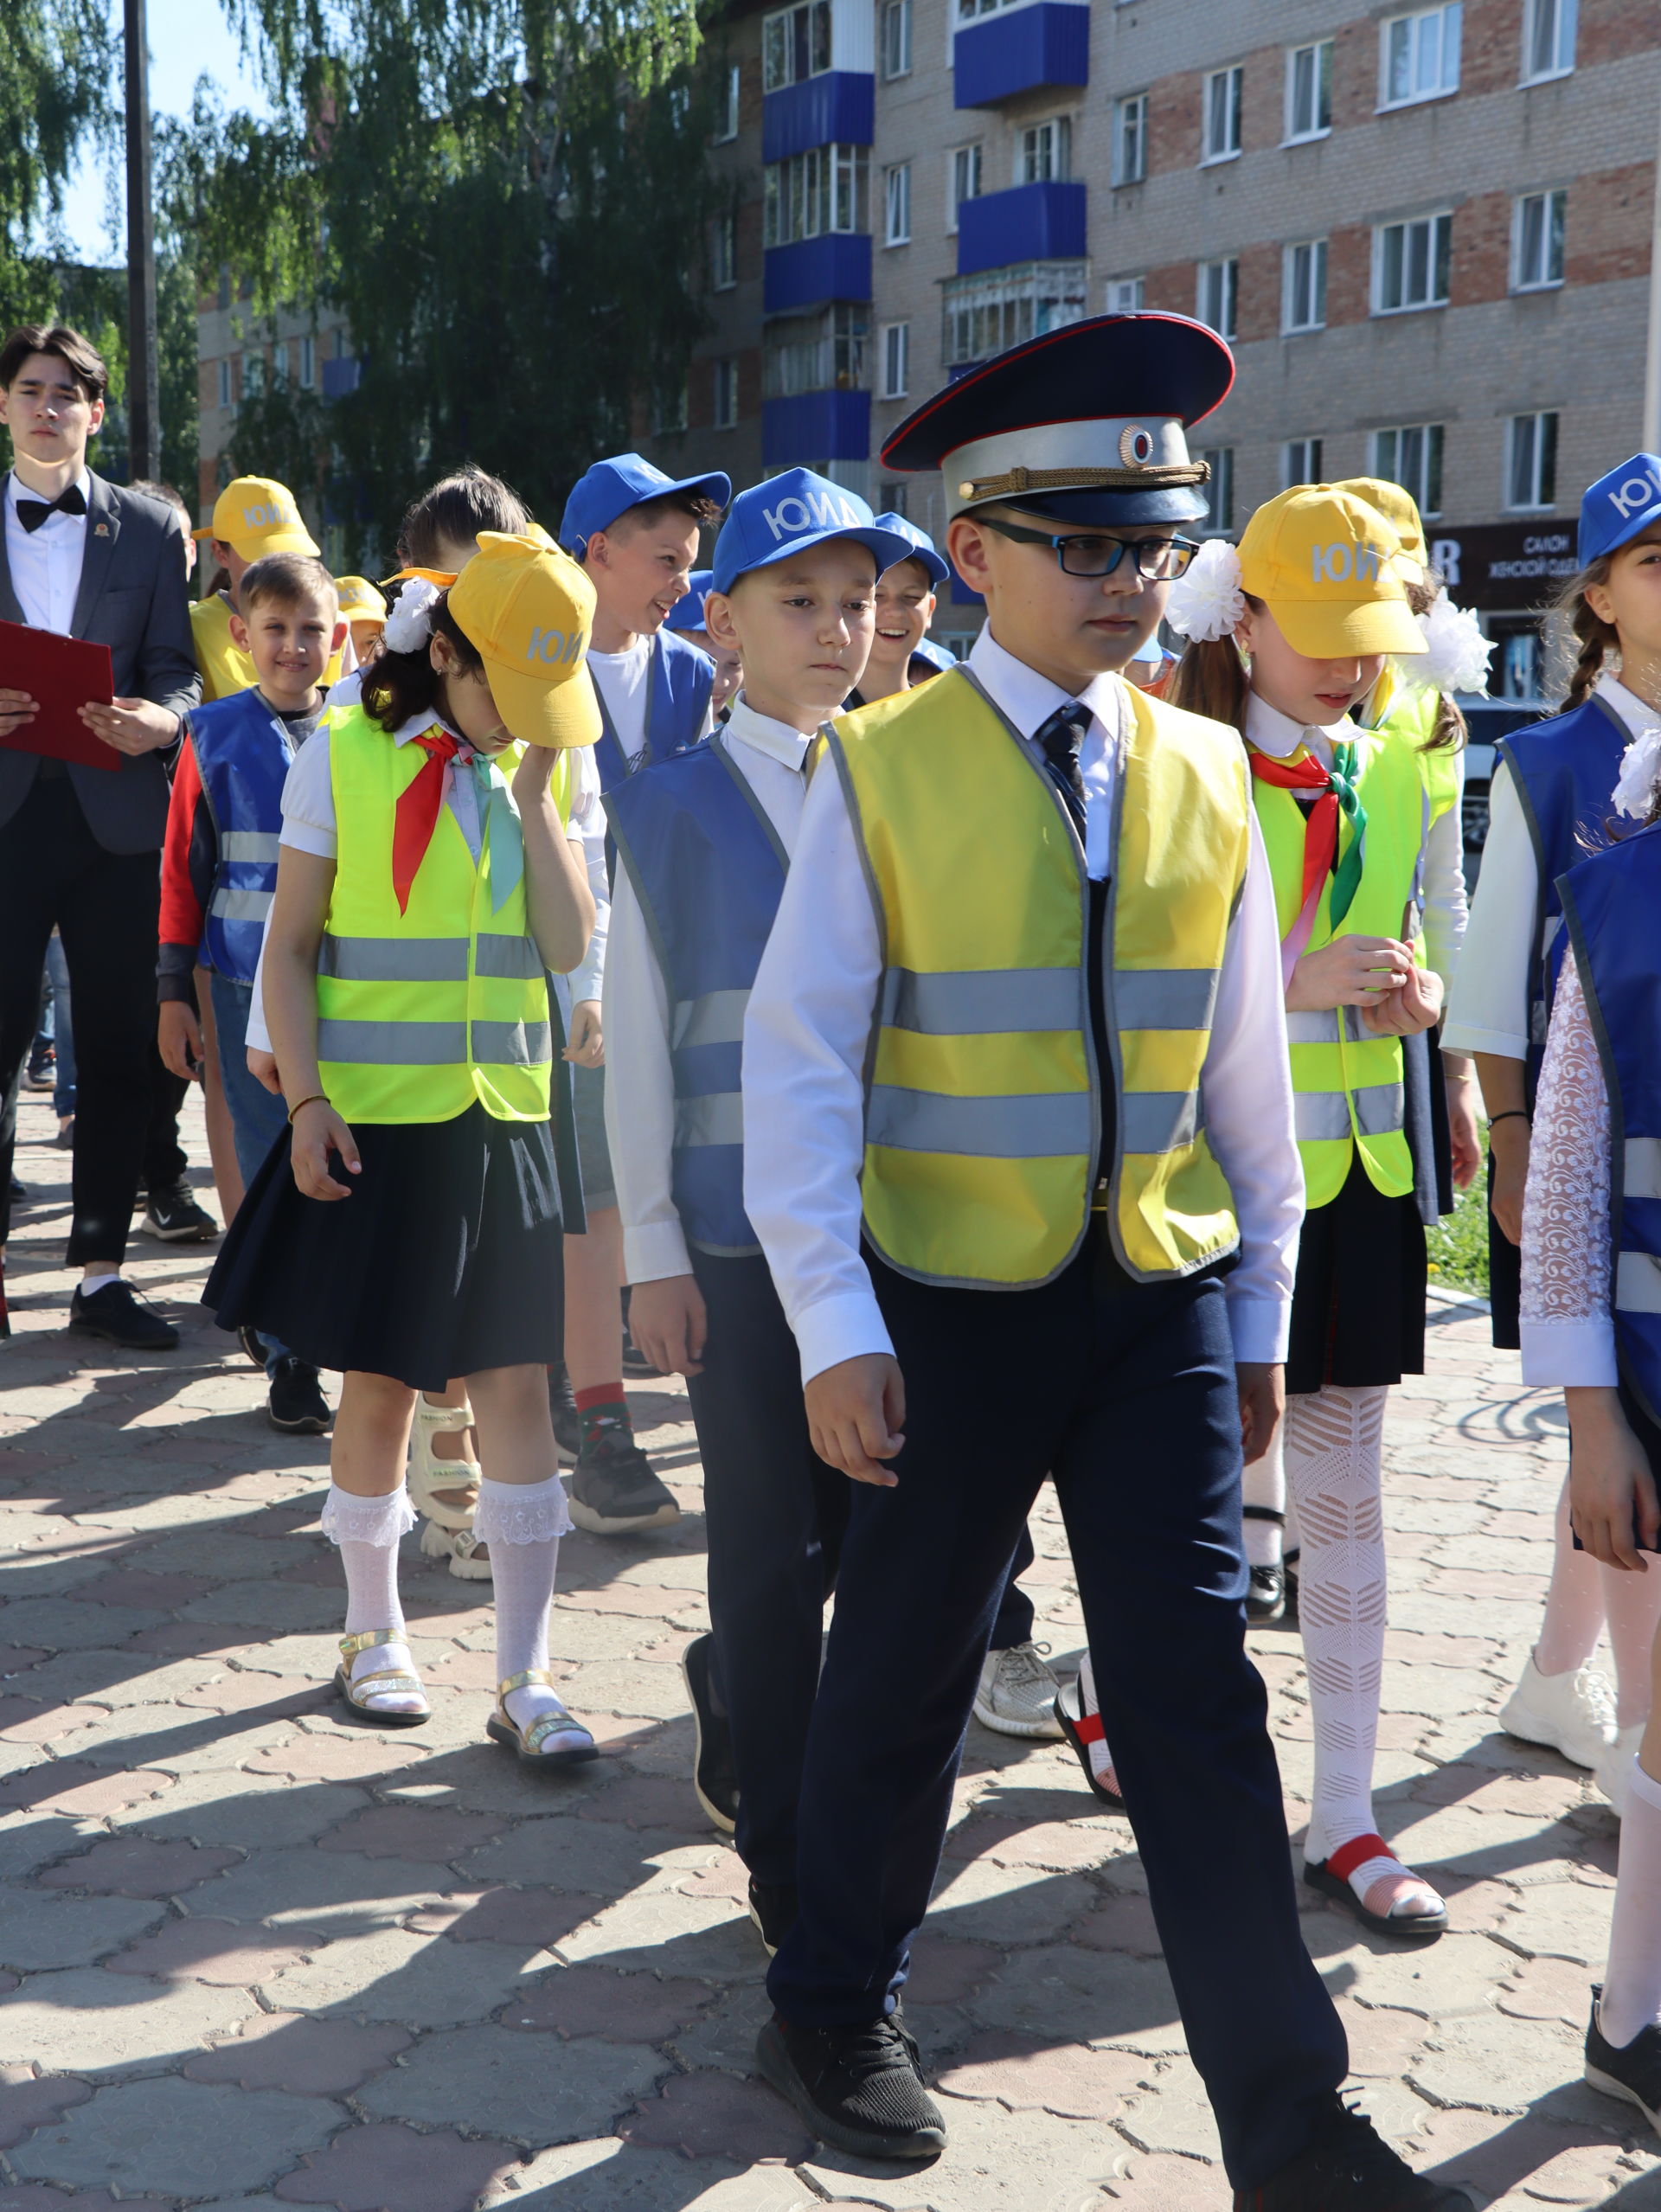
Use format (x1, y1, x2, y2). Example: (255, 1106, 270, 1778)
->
(1595, 1723, 1646, 1816)
(973, 1641, 1065, 1739)
(1499, 1652, 1619, 1771)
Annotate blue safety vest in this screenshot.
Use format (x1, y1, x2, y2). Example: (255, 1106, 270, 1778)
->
(1558, 820, 1661, 1425)
(189, 689, 305, 983)
(592, 631, 715, 792)
(1498, 691, 1627, 1089)
(605, 739, 787, 1256)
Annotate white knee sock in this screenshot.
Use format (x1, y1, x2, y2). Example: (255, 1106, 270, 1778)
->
(473, 1474, 587, 1742)
(1602, 1558, 1661, 1730)
(1242, 1427, 1286, 1569)
(1534, 1471, 1610, 1680)
(1599, 1759, 1661, 2048)
(321, 1484, 420, 1714)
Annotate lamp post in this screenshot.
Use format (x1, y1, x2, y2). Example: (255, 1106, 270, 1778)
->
(123, 0, 160, 481)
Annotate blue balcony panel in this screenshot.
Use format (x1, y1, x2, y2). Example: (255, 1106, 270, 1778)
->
(321, 356, 362, 399)
(953, 3, 1088, 109)
(956, 182, 1086, 278)
(764, 234, 873, 314)
(763, 73, 875, 161)
(762, 389, 872, 467)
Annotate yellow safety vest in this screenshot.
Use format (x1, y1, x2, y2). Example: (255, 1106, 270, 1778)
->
(830, 668, 1248, 1289)
(318, 705, 551, 1125)
(192, 592, 346, 702)
(1376, 679, 1461, 827)
(1252, 727, 1427, 1209)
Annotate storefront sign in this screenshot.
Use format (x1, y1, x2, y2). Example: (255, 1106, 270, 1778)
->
(1426, 523, 1578, 610)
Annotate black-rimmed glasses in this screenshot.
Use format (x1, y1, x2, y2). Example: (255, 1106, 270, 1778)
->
(979, 519, 1199, 580)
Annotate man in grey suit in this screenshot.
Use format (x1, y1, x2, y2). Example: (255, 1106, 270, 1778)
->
(0, 324, 201, 1349)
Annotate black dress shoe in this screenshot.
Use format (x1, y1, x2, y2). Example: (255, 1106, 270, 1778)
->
(748, 1878, 796, 1956)
(756, 2010, 946, 2161)
(548, 1360, 581, 1459)
(1235, 2096, 1472, 2209)
(1247, 1561, 1286, 1624)
(268, 1356, 331, 1434)
(1586, 1983, 1661, 2133)
(68, 1279, 179, 1351)
(681, 1631, 738, 1832)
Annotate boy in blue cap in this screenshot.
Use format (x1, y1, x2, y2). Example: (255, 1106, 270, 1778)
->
(601, 470, 914, 1946)
(846, 511, 950, 705)
(741, 317, 1467, 2209)
(554, 453, 729, 1536)
(665, 569, 741, 716)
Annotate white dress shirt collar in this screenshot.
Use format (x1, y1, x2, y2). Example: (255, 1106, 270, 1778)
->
(7, 466, 92, 513)
(391, 710, 467, 752)
(967, 624, 1125, 741)
(722, 692, 813, 773)
(1244, 690, 1358, 767)
(1596, 670, 1661, 736)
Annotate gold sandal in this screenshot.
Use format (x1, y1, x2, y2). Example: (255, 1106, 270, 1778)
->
(334, 1628, 431, 1728)
(484, 1669, 597, 1766)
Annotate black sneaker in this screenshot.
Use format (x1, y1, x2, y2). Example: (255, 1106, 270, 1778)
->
(756, 2010, 946, 2161)
(548, 1361, 581, 1459)
(748, 1879, 796, 1957)
(268, 1356, 331, 1434)
(1235, 2095, 1472, 2209)
(140, 1181, 219, 1242)
(1283, 1548, 1301, 1624)
(24, 1042, 55, 1090)
(1247, 1562, 1286, 1624)
(1586, 1984, 1661, 2133)
(567, 1421, 680, 1535)
(68, 1279, 180, 1352)
(681, 1632, 737, 1832)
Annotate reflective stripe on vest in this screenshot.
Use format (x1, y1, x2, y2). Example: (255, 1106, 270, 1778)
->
(672, 988, 750, 1050)
(221, 830, 282, 863)
(189, 688, 298, 985)
(831, 669, 1247, 1289)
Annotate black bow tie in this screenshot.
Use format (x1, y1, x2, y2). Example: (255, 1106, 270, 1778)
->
(16, 484, 87, 534)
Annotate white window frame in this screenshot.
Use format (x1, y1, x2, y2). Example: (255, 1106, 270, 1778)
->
(298, 335, 315, 390)
(948, 143, 983, 233)
(1371, 422, 1445, 518)
(712, 210, 737, 292)
(884, 161, 912, 247)
(1506, 410, 1560, 510)
(1285, 39, 1332, 142)
(1513, 188, 1567, 291)
(655, 380, 689, 436)
(1283, 436, 1324, 488)
(1113, 92, 1148, 187)
(1202, 66, 1243, 164)
(242, 350, 265, 399)
(1378, 5, 1462, 110)
(1017, 116, 1071, 186)
(942, 259, 1088, 368)
(764, 303, 869, 398)
(217, 357, 231, 409)
(1105, 274, 1145, 313)
(1374, 210, 1453, 313)
(881, 0, 913, 80)
(711, 357, 739, 430)
(713, 61, 741, 143)
(763, 144, 870, 247)
(1196, 256, 1238, 342)
(762, 0, 832, 93)
(1283, 237, 1328, 334)
(881, 319, 910, 400)
(1198, 447, 1235, 534)
(1522, 0, 1577, 83)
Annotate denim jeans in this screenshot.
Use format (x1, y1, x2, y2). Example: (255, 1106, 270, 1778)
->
(45, 936, 75, 1118)
(208, 970, 295, 1375)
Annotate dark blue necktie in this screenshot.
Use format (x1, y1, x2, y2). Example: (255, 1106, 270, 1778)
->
(1035, 702, 1091, 836)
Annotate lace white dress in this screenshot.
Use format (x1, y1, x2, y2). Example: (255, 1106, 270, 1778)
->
(1518, 952, 1618, 1386)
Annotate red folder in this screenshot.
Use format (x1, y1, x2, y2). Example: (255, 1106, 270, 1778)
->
(0, 619, 119, 771)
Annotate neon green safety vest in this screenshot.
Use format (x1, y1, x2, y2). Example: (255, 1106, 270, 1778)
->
(830, 668, 1250, 1290)
(1376, 679, 1461, 828)
(318, 704, 552, 1125)
(1252, 726, 1427, 1210)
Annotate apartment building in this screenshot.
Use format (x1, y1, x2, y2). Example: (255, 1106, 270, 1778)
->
(195, 283, 352, 555)
(654, 0, 1661, 684)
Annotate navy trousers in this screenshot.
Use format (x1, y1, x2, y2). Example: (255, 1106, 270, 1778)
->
(766, 1238, 1347, 2190)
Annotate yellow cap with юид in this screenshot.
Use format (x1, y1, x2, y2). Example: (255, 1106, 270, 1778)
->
(333, 575, 388, 623)
(448, 531, 602, 749)
(1237, 487, 1425, 659)
(1332, 476, 1428, 586)
(193, 476, 318, 558)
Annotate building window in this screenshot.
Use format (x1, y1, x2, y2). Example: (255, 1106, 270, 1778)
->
(1375, 211, 1453, 312)
(1372, 422, 1445, 517)
(1380, 5, 1462, 107)
(713, 211, 737, 291)
(948, 144, 983, 233)
(881, 320, 910, 400)
(216, 358, 231, 409)
(1506, 410, 1560, 510)
(762, 0, 831, 92)
(1286, 40, 1332, 141)
(1018, 117, 1071, 185)
(765, 303, 869, 396)
(1196, 257, 1238, 342)
(943, 260, 1087, 369)
(1284, 238, 1328, 333)
(1113, 93, 1148, 186)
(714, 61, 741, 142)
(1202, 66, 1243, 163)
(711, 358, 739, 429)
(298, 336, 315, 389)
(881, 0, 912, 80)
(1106, 274, 1145, 313)
(958, 0, 1026, 18)
(884, 163, 912, 246)
(763, 144, 869, 247)
(1283, 437, 1324, 488)
(1198, 448, 1235, 533)
(242, 351, 265, 399)
(1523, 0, 1576, 82)
(1513, 189, 1567, 290)
(654, 381, 689, 435)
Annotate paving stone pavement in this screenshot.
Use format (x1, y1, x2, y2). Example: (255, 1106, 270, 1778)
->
(3, 1093, 1661, 2209)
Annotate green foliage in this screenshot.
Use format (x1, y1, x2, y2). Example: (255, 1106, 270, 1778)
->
(1426, 1134, 1491, 1299)
(0, 0, 113, 256)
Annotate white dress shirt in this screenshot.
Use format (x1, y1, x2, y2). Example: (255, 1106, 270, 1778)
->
(4, 469, 91, 635)
(605, 695, 812, 1286)
(741, 626, 1305, 1386)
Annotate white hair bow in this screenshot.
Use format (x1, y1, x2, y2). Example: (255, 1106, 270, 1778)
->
(383, 577, 442, 655)
(1613, 726, 1661, 820)
(1389, 589, 1493, 697)
(1164, 538, 1246, 643)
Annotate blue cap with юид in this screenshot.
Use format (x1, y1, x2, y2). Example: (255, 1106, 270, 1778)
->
(665, 570, 714, 633)
(1579, 453, 1661, 567)
(709, 469, 916, 596)
(869, 511, 950, 586)
(560, 455, 732, 558)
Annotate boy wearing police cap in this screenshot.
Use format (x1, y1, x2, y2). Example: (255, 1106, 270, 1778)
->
(741, 316, 1468, 2209)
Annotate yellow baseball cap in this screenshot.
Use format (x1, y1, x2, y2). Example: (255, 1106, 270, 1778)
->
(1332, 476, 1428, 586)
(194, 476, 319, 558)
(1237, 488, 1425, 658)
(448, 531, 602, 749)
(522, 520, 558, 553)
(333, 575, 387, 624)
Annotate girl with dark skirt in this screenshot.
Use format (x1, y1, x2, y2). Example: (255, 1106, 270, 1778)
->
(206, 532, 601, 1761)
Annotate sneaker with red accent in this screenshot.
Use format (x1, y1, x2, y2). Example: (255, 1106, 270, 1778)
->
(1305, 1833, 1446, 1941)
(1054, 1651, 1125, 1808)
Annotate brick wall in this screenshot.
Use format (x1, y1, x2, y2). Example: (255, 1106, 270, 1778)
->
(1568, 161, 1655, 288)
(1451, 189, 1513, 307)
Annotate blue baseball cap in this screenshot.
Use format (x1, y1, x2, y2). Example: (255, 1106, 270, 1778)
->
(710, 469, 916, 596)
(1580, 453, 1661, 567)
(559, 454, 732, 557)
(910, 637, 958, 675)
(870, 511, 949, 586)
(664, 570, 714, 632)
